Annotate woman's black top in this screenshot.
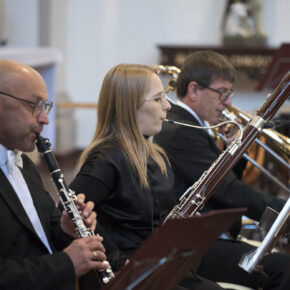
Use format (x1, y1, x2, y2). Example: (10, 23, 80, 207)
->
(70, 143, 176, 257)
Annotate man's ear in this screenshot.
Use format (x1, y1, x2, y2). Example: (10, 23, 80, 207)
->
(187, 81, 199, 101)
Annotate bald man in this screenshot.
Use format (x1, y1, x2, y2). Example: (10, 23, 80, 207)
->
(0, 60, 109, 290)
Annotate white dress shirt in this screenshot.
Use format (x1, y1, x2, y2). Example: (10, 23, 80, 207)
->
(0, 144, 52, 253)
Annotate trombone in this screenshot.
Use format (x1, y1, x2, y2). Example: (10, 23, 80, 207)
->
(155, 65, 290, 194)
(222, 105, 289, 194)
(152, 65, 180, 94)
(225, 105, 290, 158)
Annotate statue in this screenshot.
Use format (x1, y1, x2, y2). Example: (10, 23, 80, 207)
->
(224, 0, 251, 38)
(223, 0, 267, 45)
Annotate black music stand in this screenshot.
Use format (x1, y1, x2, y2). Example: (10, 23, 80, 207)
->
(103, 208, 246, 290)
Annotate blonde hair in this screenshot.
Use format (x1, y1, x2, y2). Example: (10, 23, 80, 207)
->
(77, 64, 169, 188)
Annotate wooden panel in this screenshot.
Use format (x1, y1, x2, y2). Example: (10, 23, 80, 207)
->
(158, 45, 278, 81)
(256, 43, 290, 90)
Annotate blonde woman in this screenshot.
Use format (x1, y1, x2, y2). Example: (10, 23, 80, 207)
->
(70, 64, 223, 290)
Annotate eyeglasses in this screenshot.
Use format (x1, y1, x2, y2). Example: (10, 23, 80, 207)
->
(144, 92, 168, 107)
(201, 86, 234, 103)
(0, 91, 53, 115)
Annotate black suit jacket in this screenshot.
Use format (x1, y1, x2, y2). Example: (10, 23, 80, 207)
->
(0, 154, 76, 290)
(154, 103, 285, 223)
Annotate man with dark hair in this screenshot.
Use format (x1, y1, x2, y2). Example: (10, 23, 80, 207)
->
(155, 50, 289, 289)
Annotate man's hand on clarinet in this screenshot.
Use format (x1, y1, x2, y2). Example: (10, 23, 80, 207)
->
(60, 193, 97, 238)
(63, 235, 109, 276)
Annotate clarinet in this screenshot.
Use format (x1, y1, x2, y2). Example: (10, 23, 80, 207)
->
(165, 71, 290, 221)
(36, 134, 115, 284)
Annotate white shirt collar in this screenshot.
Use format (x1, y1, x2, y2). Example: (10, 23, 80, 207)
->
(0, 144, 23, 173)
(0, 144, 9, 168)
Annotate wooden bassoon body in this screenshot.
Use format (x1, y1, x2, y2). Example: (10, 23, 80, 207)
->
(165, 72, 290, 221)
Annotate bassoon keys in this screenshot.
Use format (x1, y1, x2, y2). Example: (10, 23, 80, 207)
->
(165, 71, 290, 221)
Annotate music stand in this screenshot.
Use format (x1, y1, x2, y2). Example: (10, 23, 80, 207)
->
(103, 207, 246, 290)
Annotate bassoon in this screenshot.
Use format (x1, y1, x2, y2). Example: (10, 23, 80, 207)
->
(165, 71, 290, 221)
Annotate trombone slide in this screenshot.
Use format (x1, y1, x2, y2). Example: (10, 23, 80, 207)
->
(239, 198, 290, 273)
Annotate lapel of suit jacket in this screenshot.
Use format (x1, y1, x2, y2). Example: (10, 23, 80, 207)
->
(0, 169, 37, 235)
(170, 103, 195, 123)
(171, 104, 221, 155)
(19, 160, 53, 245)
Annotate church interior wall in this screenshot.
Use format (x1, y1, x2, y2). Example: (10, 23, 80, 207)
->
(1, 0, 289, 149)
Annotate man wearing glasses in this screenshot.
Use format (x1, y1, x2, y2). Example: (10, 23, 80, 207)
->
(154, 50, 289, 289)
(0, 60, 111, 290)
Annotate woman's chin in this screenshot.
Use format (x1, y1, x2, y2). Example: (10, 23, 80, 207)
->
(153, 127, 162, 137)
